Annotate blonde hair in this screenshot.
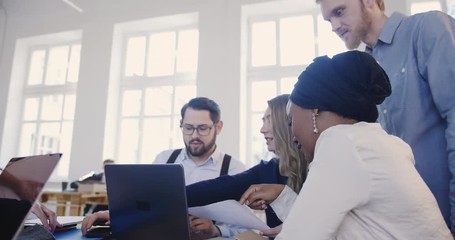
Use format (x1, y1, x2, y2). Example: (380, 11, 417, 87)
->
(316, 0, 385, 11)
(268, 94, 307, 193)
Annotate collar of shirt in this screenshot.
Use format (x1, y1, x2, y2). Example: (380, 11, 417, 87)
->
(180, 145, 224, 166)
(366, 12, 406, 52)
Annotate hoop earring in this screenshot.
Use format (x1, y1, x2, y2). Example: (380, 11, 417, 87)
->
(312, 112, 319, 134)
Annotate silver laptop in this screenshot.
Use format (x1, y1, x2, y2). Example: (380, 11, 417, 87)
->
(0, 153, 62, 240)
(105, 164, 191, 240)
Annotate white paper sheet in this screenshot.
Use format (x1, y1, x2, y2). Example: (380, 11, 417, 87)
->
(188, 200, 270, 231)
(25, 216, 84, 227)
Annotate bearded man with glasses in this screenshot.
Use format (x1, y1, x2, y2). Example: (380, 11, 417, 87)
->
(153, 97, 247, 239)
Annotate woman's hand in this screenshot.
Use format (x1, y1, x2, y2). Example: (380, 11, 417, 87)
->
(260, 224, 282, 237)
(239, 184, 285, 210)
(31, 202, 62, 232)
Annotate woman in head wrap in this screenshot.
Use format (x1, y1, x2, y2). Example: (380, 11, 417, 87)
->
(240, 51, 451, 239)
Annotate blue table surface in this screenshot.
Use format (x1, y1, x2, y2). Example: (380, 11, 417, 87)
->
(54, 227, 101, 240)
(54, 227, 233, 239)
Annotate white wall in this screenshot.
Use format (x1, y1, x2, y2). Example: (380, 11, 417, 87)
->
(0, 0, 413, 180)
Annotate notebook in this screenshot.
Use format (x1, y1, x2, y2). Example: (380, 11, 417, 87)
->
(104, 164, 191, 239)
(0, 153, 62, 240)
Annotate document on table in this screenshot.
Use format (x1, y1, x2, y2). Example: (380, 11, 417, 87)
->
(25, 216, 84, 227)
(188, 200, 270, 231)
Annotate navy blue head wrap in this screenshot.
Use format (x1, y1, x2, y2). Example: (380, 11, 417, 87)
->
(290, 50, 391, 123)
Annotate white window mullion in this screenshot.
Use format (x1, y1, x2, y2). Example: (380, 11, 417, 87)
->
(143, 34, 150, 77)
(137, 89, 146, 164)
(276, 19, 281, 67)
(170, 86, 177, 149)
(114, 90, 124, 162)
(63, 46, 71, 84)
(174, 31, 179, 74)
(33, 96, 44, 155)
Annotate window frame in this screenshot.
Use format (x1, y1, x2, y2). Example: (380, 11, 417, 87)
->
(113, 25, 199, 164)
(244, 7, 346, 166)
(18, 41, 81, 180)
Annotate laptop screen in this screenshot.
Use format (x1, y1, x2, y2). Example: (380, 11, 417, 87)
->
(0, 153, 62, 239)
(105, 164, 191, 240)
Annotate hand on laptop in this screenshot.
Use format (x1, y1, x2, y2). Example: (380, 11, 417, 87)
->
(189, 215, 221, 239)
(31, 202, 62, 232)
(81, 210, 110, 236)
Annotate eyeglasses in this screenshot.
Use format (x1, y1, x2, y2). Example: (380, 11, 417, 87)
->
(181, 123, 216, 136)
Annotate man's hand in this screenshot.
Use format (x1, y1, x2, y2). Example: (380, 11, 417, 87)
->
(81, 210, 110, 236)
(31, 202, 62, 232)
(239, 184, 285, 210)
(189, 215, 220, 239)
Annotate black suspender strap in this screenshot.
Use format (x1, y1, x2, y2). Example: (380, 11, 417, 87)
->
(167, 148, 231, 176)
(166, 149, 182, 164)
(219, 154, 231, 176)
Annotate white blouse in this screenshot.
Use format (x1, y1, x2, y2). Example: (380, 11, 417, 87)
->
(274, 122, 451, 239)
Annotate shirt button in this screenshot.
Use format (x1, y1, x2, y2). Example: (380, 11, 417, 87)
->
(401, 68, 406, 73)
(383, 109, 387, 114)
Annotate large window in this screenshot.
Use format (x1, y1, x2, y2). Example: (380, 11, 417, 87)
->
(410, 1, 442, 14)
(115, 22, 199, 164)
(409, 0, 455, 16)
(449, 0, 455, 17)
(20, 43, 80, 178)
(244, 4, 346, 166)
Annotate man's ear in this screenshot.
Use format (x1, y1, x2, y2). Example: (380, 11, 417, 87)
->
(215, 120, 223, 134)
(362, 0, 376, 10)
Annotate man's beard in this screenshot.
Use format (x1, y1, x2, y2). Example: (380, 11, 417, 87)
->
(345, 5, 371, 49)
(185, 135, 216, 157)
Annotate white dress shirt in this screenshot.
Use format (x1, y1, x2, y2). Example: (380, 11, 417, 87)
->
(154, 146, 247, 237)
(274, 122, 452, 240)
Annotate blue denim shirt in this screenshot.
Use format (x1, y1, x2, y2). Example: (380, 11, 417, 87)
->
(366, 11, 455, 230)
